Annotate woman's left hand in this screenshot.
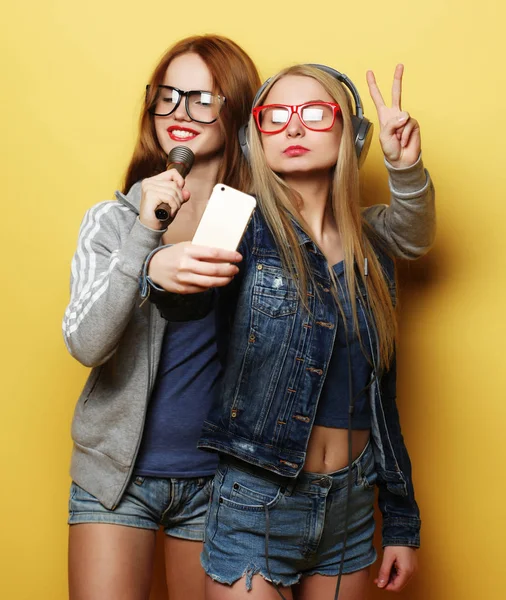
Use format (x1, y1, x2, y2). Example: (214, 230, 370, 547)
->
(366, 64, 421, 168)
(374, 545, 418, 592)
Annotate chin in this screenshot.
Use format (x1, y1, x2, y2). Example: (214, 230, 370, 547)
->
(275, 163, 319, 174)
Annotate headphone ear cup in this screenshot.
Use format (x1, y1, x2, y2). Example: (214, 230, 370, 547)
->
(239, 75, 272, 165)
(352, 116, 373, 168)
(238, 123, 250, 164)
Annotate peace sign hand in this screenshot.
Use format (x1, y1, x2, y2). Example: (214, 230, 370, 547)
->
(366, 64, 421, 168)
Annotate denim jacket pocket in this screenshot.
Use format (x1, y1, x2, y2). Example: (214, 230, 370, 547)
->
(386, 481, 408, 497)
(380, 469, 408, 497)
(252, 264, 298, 318)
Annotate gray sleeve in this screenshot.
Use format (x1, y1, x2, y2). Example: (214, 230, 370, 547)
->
(62, 202, 164, 367)
(362, 154, 435, 259)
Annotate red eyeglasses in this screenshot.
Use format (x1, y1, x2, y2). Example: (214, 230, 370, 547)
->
(252, 102, 341, 134)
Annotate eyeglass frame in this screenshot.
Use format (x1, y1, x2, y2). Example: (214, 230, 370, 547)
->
(145, 84, 226, 124)
(252, 101, 342, 134)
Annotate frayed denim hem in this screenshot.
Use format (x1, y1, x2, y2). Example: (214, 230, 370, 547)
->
(205, 563, 302, 591)
(302, 548, 377, 578)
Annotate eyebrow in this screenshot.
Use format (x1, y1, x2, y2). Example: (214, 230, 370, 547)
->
(160, 84, 215, 93)
(268, 99, 330, 104)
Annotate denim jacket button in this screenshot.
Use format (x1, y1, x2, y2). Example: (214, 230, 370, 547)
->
(257, 264, 263, 270)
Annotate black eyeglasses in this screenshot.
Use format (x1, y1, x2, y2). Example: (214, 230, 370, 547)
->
(146, 85, 226, 124)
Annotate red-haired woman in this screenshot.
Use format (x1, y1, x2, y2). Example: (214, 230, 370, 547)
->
(62, 36, 434, 600)
(63, 35, 261, 600)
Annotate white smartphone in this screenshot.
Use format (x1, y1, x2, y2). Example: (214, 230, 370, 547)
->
(192, 183, 257, 251)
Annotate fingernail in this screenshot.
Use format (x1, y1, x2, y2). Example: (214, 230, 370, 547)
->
(398, 115, 407, 122)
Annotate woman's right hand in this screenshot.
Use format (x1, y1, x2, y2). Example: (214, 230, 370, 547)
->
(366, 64, 421, 169)
(139, 169, 191, 230)
(148, 242, 243, 294)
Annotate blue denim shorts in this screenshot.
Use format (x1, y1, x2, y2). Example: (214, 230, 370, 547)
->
(202, 442, 377, 589)
(68, 474, 213, 541)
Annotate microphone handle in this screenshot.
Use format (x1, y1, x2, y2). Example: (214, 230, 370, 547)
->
(155, 162, 190, 223)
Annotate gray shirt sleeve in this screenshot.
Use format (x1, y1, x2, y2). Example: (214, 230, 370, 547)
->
(62, 202, 164, 367)
(362, 154, 435, 259)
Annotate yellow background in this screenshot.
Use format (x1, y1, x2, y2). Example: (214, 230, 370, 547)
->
(1, 1, 505, 598)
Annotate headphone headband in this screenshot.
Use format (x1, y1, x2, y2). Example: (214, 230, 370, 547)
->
(306, 64, 364, 119)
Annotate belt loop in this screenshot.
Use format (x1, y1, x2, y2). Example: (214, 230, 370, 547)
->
(283, 480, 296, 497)
(354, 456, 363, 486)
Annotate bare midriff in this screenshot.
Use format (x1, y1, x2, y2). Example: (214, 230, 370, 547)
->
(303, 426, 370, 473)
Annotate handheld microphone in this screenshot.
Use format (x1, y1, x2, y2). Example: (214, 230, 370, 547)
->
(155, 146, 195, 223)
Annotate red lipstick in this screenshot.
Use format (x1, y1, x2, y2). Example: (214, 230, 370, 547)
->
(167, 126, 199, 141)
(283, 145, 309, 157)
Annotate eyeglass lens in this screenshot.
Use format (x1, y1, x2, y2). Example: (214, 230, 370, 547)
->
(151, 87, 223, 122)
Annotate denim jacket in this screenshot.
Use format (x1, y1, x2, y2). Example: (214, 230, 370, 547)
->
(150, 209, 421, 548)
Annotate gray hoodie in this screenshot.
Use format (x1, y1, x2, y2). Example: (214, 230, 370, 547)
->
(62, 157, 435, 509)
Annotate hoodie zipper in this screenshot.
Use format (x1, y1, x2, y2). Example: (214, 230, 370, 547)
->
(110, 303, 157, 509)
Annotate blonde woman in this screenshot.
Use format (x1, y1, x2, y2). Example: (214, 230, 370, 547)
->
(148, 64, 432, 600)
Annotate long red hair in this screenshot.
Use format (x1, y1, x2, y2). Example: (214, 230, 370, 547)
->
(123, 35, 261, 193)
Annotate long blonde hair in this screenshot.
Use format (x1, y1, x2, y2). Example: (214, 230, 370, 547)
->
(248, 65, 396, 369)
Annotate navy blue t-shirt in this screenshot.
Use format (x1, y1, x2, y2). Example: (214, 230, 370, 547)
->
(314, 262, 373, 430)
(135, 309, 220, 477)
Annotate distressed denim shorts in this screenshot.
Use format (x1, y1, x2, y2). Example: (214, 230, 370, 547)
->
(202, 442, 377, 589)
(68, 474, 213, 541)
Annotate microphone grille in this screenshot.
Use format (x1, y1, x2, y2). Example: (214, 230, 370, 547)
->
(167, 145, 195, 169)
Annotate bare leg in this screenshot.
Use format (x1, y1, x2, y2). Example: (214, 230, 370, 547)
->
(206, 574, 294, 600)
(295, 568, 370, 600)
(68, 523, 157, 600)
(164, 536, 205, 600)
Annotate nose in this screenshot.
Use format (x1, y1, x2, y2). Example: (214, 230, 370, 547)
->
(285, 113, 305, 138)
(173, 96, 191, 122)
